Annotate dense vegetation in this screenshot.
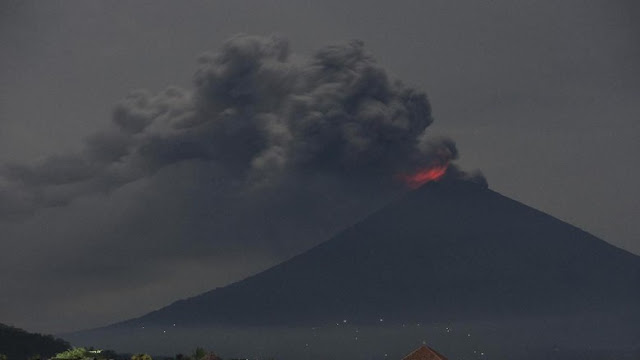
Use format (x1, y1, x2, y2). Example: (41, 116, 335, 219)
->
(49, 347, 226, 360)
(0, 323, 70, 360)
(50, 347, 126, 360)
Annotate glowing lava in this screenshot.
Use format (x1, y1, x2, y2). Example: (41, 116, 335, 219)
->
(398, 163, 448, 189)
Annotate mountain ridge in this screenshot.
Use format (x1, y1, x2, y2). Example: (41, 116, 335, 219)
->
(0, 323, 70, 360)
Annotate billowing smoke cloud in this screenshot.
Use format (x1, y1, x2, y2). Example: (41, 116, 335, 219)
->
(0, 35, 483, 219)
(0, 35, 485, 332)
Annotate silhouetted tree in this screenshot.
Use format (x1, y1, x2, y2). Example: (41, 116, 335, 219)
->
(53, 347, 90, 360)
(191, 348, 205, 360)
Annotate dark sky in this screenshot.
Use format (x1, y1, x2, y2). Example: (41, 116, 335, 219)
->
(0, 0, 638, 334)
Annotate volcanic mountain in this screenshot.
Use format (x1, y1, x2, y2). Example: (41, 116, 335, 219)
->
(104, 179, 640, 329)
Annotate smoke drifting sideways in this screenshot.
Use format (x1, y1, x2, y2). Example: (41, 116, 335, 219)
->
(0, 34, 485, 221)
(0, 34, 490, 331)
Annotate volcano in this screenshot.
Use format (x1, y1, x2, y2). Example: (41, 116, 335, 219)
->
(69, 180, 640, 359)
(103, 180, 639, 328)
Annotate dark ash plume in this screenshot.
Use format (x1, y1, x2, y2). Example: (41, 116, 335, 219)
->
(0, 34, 485, 218)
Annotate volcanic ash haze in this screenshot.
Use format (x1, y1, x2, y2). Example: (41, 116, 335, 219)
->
(0, 34, 484, 332)
(0, 34, 483, 219)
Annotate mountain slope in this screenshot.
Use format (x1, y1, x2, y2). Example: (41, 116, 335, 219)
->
(114, 180, 640, 328)
(0, 323, 70, 360)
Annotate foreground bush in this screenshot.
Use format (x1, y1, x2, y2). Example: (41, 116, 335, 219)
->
(130, 354, 152, 360)
(53, 348, 90, 360)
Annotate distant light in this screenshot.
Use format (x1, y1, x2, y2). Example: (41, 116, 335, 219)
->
(343, 319, 347, 323)
(379, 318, 384, 322)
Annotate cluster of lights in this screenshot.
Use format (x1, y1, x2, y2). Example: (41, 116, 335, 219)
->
(139, 319, 487, 359)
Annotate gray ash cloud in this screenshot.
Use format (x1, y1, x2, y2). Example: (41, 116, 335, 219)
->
(0, 35, 485, 332)
(0, 34, 483, 218)
(0, 32, 494, 335)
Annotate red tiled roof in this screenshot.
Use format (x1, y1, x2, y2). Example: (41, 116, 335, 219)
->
(401, 346, 448, 360)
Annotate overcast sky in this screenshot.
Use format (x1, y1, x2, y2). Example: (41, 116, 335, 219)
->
(0, 0, 638, 334)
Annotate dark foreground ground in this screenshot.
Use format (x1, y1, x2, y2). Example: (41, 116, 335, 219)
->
(66, 312, 640, 360)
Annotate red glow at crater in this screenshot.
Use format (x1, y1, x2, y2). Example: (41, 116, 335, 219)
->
(397, 163, 448, 189)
